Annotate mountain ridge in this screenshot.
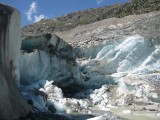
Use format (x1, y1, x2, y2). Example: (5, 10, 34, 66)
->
(22, 0, 160, 37)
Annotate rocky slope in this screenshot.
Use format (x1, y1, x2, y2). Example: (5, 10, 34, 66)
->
(56, 11, 160, 46)
(21, 0, 160, 36)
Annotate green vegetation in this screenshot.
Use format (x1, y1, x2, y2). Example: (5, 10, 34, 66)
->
(22, 0, 160, 36)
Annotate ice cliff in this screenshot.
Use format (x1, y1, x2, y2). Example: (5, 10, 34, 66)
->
(0, 3, 30, 120)
(19, 33, 81, 87)
(70, 13, 160, 105)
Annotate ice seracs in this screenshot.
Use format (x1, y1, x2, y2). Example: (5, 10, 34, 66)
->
(77, 34, 160, 105)
(19, 33, 81, 86)
(20, 33, 160, 110)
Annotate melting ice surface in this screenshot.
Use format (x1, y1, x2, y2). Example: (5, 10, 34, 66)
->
(80, 35, 160, 83)
(77, 35, 160, 104)
(94, 35, 159, 74)
(20, 34, 160, 120)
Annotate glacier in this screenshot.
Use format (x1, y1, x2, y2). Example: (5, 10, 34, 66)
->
(19, 34, 160, 109)
(18, 12, 160, 120)
(0, 3, 30, 120)
(74, 34, 160, 105)
(19, 34, 81, 86)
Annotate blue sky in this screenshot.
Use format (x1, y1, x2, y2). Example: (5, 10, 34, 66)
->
(0, 0, 128, 27)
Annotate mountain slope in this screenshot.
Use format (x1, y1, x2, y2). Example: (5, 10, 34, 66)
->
(22, 0, 160, 36)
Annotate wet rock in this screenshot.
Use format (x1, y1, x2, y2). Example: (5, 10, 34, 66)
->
(27, 99, 34, 106)
(48, 105, 56, 113)
(18, 112, 73, 120)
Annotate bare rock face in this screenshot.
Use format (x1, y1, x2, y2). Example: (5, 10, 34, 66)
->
(0, 3, 30, 120)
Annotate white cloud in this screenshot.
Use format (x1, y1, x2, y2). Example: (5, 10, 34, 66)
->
(26, 1, 37, 21)
(96, 0, 104, 4)
(34, 14, 46, 22)
(26, 1, 47, 22)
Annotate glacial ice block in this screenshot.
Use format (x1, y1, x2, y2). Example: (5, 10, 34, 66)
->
(0, 3, 31, 120)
